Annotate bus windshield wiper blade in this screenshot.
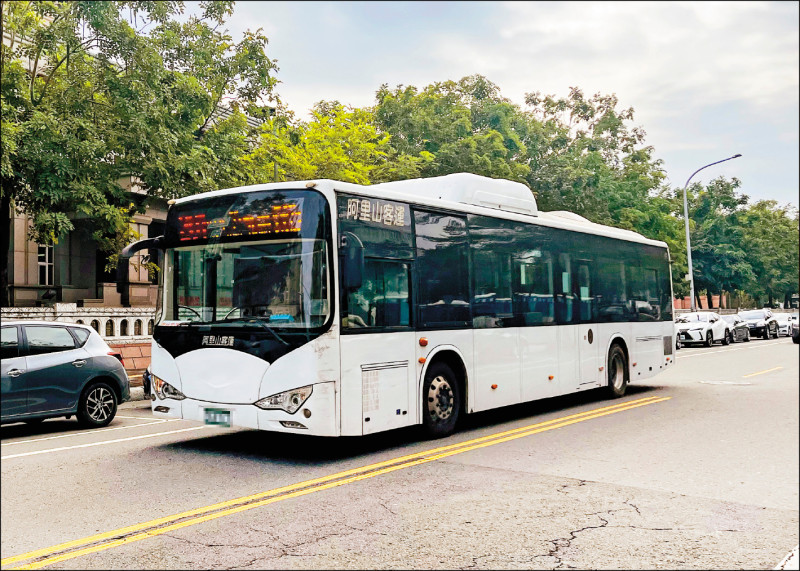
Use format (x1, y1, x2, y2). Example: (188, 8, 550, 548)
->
(208, 317, 289, 346)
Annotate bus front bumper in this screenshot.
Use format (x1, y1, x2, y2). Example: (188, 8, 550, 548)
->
(153, 382, 338, 436)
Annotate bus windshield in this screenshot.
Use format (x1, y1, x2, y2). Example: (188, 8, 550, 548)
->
(156, 189, 331, 330)
(159, 239, 330, 329)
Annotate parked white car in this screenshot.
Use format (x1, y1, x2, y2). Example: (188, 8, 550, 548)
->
(775, 313, 798, 337)
(674, 312, 730, 347)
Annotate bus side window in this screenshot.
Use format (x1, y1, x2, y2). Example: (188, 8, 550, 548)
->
(512, 250, 554, 325)
(343, 260, 410, 329)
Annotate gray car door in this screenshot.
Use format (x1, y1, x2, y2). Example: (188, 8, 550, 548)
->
(1, 325, 28, 419)
(23, 325, 89, 414)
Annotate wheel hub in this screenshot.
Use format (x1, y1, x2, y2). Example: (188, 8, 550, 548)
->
(428, 376, 454, 421)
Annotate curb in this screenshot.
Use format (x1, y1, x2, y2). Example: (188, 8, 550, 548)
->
(128, 386, 147, 402)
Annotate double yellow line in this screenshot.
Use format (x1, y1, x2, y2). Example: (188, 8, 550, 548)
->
(2, 394, 670, 570)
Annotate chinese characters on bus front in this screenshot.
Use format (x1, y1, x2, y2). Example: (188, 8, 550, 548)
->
(178, 203, 302, 242)
(345, 198, 407, 227)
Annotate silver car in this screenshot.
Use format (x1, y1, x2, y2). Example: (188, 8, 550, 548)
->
(1, 321, 130, 427)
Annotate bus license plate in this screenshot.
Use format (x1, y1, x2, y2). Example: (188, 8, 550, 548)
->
(204, 408, 231, 427)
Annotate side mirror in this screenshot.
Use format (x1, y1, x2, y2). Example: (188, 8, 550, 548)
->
(117, 236, 164, 307)
(341, 232, 364, 291)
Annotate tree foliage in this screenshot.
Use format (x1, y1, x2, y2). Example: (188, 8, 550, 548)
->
(1, 0, 277, 302)
(2, 6, 797, 313)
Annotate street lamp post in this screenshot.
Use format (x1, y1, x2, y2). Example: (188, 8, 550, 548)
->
(682, 153, 742, 311)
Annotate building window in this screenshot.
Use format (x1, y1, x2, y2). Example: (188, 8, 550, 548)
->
(38, 244, 54, 286)
(134, 320, 142, 336)
(148, 319, 154, 335)
(120, 320, 129, 336)
(91, 320, 100, 333)
(105, 320, 114, 337)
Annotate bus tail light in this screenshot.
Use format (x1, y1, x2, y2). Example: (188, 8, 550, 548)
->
(255, 386, 313, 414)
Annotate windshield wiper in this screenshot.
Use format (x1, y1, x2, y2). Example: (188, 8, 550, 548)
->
(207, 317, 290, 346)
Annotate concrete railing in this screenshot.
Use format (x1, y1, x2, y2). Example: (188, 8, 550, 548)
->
(1, 303, 155, 344)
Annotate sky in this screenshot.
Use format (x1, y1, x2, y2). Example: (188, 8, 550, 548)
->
(214, 1, 799, 208)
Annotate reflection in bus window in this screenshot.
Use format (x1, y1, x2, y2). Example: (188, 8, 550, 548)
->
(343, 260, 410, 329)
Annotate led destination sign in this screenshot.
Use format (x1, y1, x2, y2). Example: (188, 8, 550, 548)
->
(178, 203, 302, 242)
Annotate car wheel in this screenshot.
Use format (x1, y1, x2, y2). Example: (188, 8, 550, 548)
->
(676, 336, 681, 350)
(744, 330, 750, 342)
(77, 381, 118, 428)
(421, 362, 461, 438)
(606, 344, 629, 398)
(722, 329, 731, 346)
(705, 331, 713, 347)
(763, 327, 771, 340)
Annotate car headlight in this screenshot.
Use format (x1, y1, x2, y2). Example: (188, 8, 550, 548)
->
(255, 386, 313, 414)
(152, 374, 186, 401)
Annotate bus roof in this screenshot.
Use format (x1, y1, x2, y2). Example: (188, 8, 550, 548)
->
(171, 173, 668, 249)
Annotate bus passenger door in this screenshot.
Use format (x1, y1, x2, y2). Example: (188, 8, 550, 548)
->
(339, 259, 416, 435)
(575, 260, 601, 388)
(556, 253, 580, 392)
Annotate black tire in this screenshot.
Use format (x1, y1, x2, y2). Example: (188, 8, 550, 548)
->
(606, 344, 628, 398)
(676, 336, 681, 350)
(77, 382, 118, 428)
(421, 362, 461, 438)
(763, 327, 771, 340)
(744, 330, 750, 342)
(722, 329, 731, 346)
(705, 331, 714, 347)
(793, 334, 799, 344)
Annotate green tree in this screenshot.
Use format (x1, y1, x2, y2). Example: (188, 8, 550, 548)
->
(686, 177, 753, 308)
(737, 200, 799, 307)
(1, 0, 277, 304)
(521, 88, 665, 224)
(239, 101, 415, 186)
(373, 75, 530, 183)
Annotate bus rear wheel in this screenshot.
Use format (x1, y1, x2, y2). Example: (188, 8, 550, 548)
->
(606, 344, 628, 399)
(421, 362, 461, 438)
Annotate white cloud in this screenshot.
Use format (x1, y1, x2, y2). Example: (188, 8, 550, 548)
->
(216, 1, 798, 206)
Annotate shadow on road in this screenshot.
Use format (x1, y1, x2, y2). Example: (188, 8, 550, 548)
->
(157, 384, 667, 465)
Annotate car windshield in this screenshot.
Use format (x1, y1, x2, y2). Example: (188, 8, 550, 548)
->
(739, 310, 767, 319)
(676, 313, 708, 323)
(721, 315, 736, 323)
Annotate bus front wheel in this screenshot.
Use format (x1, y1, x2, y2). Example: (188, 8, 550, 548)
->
(421, 362, 461, 439)
(606, 344, 629, 399)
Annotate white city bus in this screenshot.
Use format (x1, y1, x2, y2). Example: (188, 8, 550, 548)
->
(119, 173, 675, 438)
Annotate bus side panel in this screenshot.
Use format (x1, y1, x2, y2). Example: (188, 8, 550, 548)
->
(520, 326, 561, 401)
(472, 327, 521, 412)
(630, 321, 673, 382)
(340, 331, 417, 436)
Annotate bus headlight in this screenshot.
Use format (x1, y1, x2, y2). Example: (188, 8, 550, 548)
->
(153, 374, 186, 401)
(254, 386, 313, 414)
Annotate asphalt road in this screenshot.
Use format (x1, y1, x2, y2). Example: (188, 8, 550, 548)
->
(1, 336, 797, 570)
